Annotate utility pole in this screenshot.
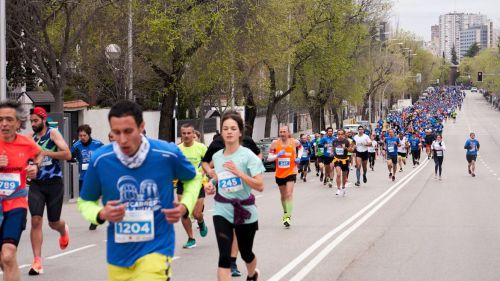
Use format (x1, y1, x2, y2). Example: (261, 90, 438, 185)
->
(0, 0, 7, 100)
(127, 0, 134, 101)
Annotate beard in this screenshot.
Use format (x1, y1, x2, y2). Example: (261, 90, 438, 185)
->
(32, 124, 44, 133)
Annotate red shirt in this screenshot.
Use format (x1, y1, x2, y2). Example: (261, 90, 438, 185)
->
(0, 134, 40, 211)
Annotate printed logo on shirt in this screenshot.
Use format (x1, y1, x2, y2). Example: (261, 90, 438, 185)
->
(117, 176, 160, 211)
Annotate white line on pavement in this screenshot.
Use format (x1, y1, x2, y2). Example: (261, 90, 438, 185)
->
(289, 158, 430, 280)
(267, 159, 430, 281)
(46, 244, 97, 260)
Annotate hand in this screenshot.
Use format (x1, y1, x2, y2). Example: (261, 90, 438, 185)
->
(98, 200, 127, 223)
(204, 181, 216, 195)
(25, 164, 38, 179)
(223, 161, 243, 177)
(161, 202, 187, 224)
(277, 150, 286, 157)
(295, 158, 300, 165)
(207, 168, 216, 179)
(0, 154, 8, 168)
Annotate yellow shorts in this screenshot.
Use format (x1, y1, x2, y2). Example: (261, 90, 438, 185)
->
(108, 253, 172, 281)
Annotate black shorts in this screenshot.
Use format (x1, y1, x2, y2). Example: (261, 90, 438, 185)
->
(321, 156, 334, 165)
(176, 181, 205, 198)
(388, 155, 398, 164)
(466, 154, 477, 163)
(310, 155, 317, 161)
(356, 151, 369, 161)
(275, 175, 297, 186)
(28, 177, 64, 222)
(0, 208, 27, 247)
(298, 160, 310, 172)
(398, 152, 407, 158)
(334, 160, 349, 172)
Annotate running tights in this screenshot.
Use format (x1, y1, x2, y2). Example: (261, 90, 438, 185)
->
(369, 152, 376, 167)
(213, 216, 257, 268)
(434, 156, 443, 176)
(412, 150, 421, 165)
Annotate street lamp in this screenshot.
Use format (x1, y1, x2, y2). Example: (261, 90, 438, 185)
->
(105, 44, 126, 99)
(105, 44, 122, 60)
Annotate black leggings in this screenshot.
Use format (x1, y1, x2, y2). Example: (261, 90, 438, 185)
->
(368, 152, 376, 167)
(213, 216, 258, 268)
(434, 156, 443, 176)
(411, 150, 421, 165)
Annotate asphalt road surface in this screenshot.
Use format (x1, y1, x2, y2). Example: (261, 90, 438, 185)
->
(9, 90, 500, 281)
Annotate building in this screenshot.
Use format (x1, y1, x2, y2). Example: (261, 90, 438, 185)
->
(438, 13, 491, 62)
(459, 24, 492, 58)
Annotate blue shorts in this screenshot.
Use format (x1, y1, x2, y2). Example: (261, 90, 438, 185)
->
(1, 208, 27, 247)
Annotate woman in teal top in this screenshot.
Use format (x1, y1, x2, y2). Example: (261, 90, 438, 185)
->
(205, 111, 265, 281)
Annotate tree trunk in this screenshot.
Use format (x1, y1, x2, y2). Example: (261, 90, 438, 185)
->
(361, 92, 370, 121)
(158, 89, 177, 141)
(242, 82, 256, 137)
(50, 85, 65, 113)
(309, 106, 321, 133)
(264, 101, 277, 138)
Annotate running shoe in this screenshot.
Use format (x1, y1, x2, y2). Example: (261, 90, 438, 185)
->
(316, 172, 319, 176)
(392, 175, 395, 181)
(434, 174, 438, 179)
(468, 168, 471, 174)
(300, 173, 303, 179)
(399, 168, 403, 172)
(336, 189, 341, 196)
(182, 238, 197, 249)
(247, 268, 260, 281)
(59, 224, 70, 250)
(283, 216, 291, 228)
(472, 173, 476, 177)
(328, 179, 333, 188)
(355, 181, 360, 186)
(29, 257, 43, 275)
(303, 177, 307, 183)
(389, 172, 392, 179)
(231, 262, 242, 277)
(199, 222, 208, 237)
(342, 188, 346, 197)
(320, 173, 324, 182)
(363, 175, 367, 183)
(89, 223, 98, 231)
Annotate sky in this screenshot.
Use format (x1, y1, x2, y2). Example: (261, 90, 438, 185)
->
(392, 0, 500, 41)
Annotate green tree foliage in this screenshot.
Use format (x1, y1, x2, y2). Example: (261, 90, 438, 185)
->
(451, 45, 459, 65)
(464, 42, 480, 58)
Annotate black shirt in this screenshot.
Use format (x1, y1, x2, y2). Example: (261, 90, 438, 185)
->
(332, 139, 350, 159)
(201, 135, 261, 163)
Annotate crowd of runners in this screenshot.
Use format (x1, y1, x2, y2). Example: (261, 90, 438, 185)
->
(0, 86, 484, 281)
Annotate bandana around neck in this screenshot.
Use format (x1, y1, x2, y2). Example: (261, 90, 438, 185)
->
(113, 134, 150, 169)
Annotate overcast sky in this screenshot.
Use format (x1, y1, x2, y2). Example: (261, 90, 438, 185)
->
(391, 0, 500, 41)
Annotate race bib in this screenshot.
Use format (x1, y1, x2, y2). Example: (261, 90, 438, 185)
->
(218, 171, 243, 193)
(278, 158, 291, 169)
(81, 163, 89, 171)
(0, 173, 21, 196)
(436, 150, 443, 157)
(469, 145, 476, 151)
(335, 147, 344, 155)
(303, 150, 309, 157)
(368, 147, 375, 153)
(41, 156, 52, 167)
(115, 210, 154, 243)
(388, 146, 395, 153)
(326, 145, 333, 155)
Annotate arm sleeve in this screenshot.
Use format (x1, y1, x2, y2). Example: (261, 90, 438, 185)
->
(247, 151, 266, 177)
(173, 146, 201, 216)
(77, 198, 103, 225)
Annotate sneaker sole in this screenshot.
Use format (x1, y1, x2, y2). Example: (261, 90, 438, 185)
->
(29, 268, 44, 275)
(183, 244, 197, 249)
(59, 224, 70, 250)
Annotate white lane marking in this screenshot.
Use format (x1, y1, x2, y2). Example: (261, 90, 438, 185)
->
(46, 244, 97, 260)
(268, 159, 430, 281)
(290, 158, 430, 280)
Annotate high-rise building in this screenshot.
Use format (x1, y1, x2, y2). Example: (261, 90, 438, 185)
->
(439, 13, 491, 62)
(459, 23, 493, 58)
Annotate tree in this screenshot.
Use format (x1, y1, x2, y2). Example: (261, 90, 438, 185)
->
(451, 45, 458, 65)
(464, 42, 480, 58)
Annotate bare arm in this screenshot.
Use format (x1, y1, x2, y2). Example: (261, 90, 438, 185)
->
(44, 129, 71, 161)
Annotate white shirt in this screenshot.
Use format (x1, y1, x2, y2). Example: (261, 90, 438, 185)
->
(397, 137, 408, 153)
(354, 134, 371, 153)
(431, 140, 446, 156)
(368, 140, 377, 153)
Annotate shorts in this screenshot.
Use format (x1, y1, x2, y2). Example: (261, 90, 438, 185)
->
(356, 151, 369, 161)
(310, 155, 317, 161)
(0, 208, 27, 247)
(275, 175, 297, 186)
(333, 159, 349, 172)
(388, 155, 398, 164)
(466, 154, 477, 163)
(107, 253, 172, 281)
(398, 152, 407, 159)
(28, 177, 64, 222)
(176, 181, 205, 198)
(298, 160, 310, 172)
(321, 156, 334, 165)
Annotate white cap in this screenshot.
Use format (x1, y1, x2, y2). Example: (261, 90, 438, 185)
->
(320, 131, 326, 134)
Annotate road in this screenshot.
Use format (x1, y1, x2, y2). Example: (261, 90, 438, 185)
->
(9, 90, 500, 281)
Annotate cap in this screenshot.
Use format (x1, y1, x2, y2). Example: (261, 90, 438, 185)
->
(32, 107, 48, 119)
(320, 131, 326, 134)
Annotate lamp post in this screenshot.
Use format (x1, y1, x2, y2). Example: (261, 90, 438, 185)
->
(0, 0, 6, 100)
(105, 44, 125, 99)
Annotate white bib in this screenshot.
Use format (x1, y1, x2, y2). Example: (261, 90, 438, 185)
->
(326, 145, 333, 155)
(436, 150, 443, 157)
(41, 156, 52, 167)
(388, 146, 395, 153)
(0, 173, 21, 196)
(115, 210, 155, 243)
(277, 158, 291, 169)
(81, 163, 89, 171)
(335, 147, 344, 155)
(218, 171, 244, 193)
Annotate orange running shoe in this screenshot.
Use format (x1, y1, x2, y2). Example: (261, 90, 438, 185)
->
(59, 224, 70, 250)
(28, 256, 43, 275)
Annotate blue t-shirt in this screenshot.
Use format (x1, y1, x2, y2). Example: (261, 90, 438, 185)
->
(385, 137, 400, 157)
(464, 139, 480, 155)
(71, 139, 104, 180)
(319, 136, 336, 157)
(80, 139, 197, 267)
(409, 137, 421, 151)
(212, 146, 265, 224)
(301, 141, 312, 160)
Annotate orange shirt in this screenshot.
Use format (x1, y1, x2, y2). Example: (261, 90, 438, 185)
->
(0, 134, 41, 211)
(274, 139, 301, 179)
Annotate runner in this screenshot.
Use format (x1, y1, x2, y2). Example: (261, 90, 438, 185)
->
(332, 129, 352, 196)
(267, 126, 303, 228)
(409, 131, 422, 167)
(368, 134, 377, 171)
(28, 107, 72, 275)
(318, 128, 335, 187)
(431, 135, 446, 180)
(315, 131, 326, 181)
(310, 133, 320, 177)
(424, 129, 435, 159)
(353, 126, 372, 186)
(177, 123, 208, 249)
(203, 111, 264, 281)
(0, 101, 41, 281)
(464, 132, 480, 177)
(397, 132, 409, 172)
(346, 130, 355, 171)
(70, 124, 104, 230)
(385, 129, 400, 182)
(78, 100, 201, 281)
(298, 134, 312, 182)
(201, 129, 261, 277)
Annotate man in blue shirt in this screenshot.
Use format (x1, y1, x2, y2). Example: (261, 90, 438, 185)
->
(78, 101, 201, 281)
(299, 134, 312, 182)
(408, 132, 422, 167)
(464, 132, 480, 177)
(319, 127, 336, 187)
(71, 124, 104, 230)
(385, 129, 400, 182)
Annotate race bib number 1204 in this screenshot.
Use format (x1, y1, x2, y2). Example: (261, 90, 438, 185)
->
(115, 210, 154, 243)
